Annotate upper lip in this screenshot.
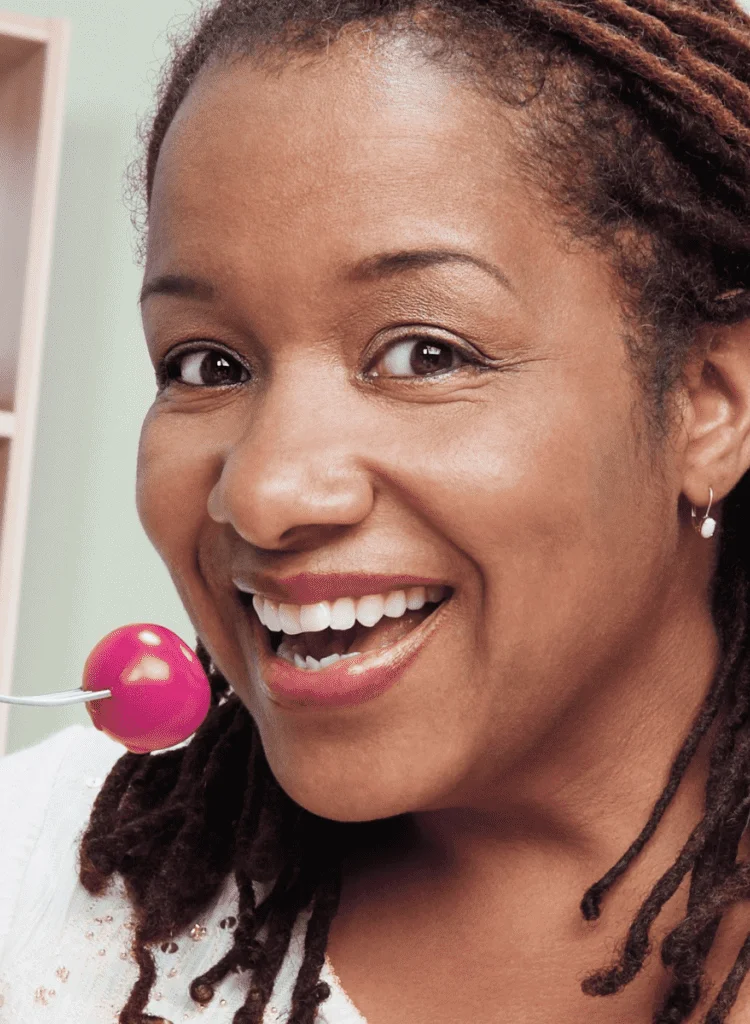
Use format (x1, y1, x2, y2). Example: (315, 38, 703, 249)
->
(232, 572, 451, 605)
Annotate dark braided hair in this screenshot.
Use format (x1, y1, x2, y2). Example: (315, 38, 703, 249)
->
(80, 1, 750, 1021)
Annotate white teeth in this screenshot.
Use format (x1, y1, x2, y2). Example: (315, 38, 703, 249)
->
(250, 584, 447, 634)
(383, 590, 407, 618)
(319, 653, 342, 667)
(275, 645, 366, 668)
(279, 603, 303, 635)
(253, 594, 279, 629)
(405, 587, 427, 611)
(330, 596, 357, 630)
(268, 602, 282, 632)
(261, 598, 282, 633)
(299, 602, 331, 632)
(356, 594, 386, 628)
(277, 639, 294, 661)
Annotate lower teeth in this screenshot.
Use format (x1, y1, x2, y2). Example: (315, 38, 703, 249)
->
(276, 641, 363, 671)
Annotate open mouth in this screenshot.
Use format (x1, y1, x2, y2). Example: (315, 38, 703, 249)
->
(238, 584, 451, 672)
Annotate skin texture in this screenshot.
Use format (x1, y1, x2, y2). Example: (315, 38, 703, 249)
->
(137, 27, 750, 1024)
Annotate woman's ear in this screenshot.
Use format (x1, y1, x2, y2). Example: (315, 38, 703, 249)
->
(680, 315, 750, 509)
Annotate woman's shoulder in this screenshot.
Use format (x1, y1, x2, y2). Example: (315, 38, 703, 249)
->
(0, 721, 126, 838)
(0, 720, 123, 785)
(0, 725, 125, 951)
(0, 726, 367, 1023)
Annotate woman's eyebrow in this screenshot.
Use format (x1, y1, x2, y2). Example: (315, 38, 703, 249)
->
(138, 247, 514, 307)
(346, 248, 514, 293)
(139, 273, 215, 307)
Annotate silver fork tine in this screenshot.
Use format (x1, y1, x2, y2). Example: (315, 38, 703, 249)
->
(0, 688, 112, 707)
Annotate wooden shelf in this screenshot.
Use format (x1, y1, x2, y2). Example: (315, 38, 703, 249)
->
(0, 10, 49, 46)
(0, 10, 69, 756)
(0, 412, 14, 438)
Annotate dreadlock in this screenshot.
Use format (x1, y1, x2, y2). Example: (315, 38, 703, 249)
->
(80, 1, 750, 1021)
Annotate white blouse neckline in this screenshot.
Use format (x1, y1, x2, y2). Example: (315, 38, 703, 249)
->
(0, 723, 368, 1024)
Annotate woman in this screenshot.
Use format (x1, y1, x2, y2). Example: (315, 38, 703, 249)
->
(2, 0, 750, 1021)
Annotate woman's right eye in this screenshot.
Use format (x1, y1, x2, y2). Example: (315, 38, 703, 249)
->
(158, 346, 250, 389)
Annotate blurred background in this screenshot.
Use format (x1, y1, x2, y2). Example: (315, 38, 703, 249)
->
(5, 0, 197, 753)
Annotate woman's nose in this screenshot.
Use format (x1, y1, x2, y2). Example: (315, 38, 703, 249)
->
(206, 388, 374, 551)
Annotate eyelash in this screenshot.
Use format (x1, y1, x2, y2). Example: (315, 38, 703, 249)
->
(155, 344, 248, 391)
(155, 335, 485, 391)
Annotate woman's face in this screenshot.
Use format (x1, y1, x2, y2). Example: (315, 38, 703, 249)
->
(138, 29, 694, 821)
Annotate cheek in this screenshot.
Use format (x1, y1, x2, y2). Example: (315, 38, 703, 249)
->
(398, 381, 640, 570)
(406, 372, 664, 679)
(136, 410, 211, 565)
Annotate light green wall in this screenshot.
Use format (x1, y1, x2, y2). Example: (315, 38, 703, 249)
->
(6, 0, 197, 753)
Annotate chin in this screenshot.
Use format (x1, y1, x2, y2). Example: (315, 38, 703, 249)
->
(266, 745, 432, 824)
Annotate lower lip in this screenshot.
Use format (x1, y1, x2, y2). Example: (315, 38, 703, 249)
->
(248, 598, 451, 709)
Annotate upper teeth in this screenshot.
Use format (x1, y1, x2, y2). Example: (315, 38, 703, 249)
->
(248, 585, 446, 635)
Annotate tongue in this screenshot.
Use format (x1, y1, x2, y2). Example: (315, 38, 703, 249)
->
(295, 608, 432, 660)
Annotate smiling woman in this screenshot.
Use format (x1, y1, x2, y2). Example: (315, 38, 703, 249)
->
(2, 1, 750, 1023)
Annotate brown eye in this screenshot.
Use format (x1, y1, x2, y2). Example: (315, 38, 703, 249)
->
(371, 338, 466, 377)
(163, 348, 249, 388)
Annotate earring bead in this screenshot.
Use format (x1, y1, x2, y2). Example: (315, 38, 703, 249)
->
(691, 486, 716, 539)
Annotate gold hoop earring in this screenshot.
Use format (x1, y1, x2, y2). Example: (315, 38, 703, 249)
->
(691, 487, 717, 539)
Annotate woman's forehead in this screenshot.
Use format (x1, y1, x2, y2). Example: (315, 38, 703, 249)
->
(144, 38, 605, 319)
(147, 37, 528, 252)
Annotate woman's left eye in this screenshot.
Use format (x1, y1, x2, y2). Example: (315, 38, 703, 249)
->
(158, 347, 250, 389)
(368, 338, 473, 378)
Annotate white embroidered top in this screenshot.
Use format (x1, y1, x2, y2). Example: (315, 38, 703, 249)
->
(0, 724, 367, 1024)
